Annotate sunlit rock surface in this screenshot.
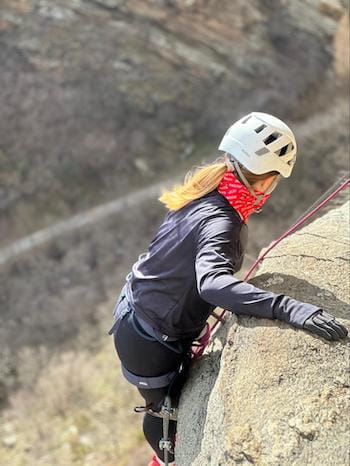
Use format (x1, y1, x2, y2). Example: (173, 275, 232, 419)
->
(177, 199, 349, 465)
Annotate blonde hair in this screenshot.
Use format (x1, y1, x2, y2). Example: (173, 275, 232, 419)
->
(158, 154, 278, 211)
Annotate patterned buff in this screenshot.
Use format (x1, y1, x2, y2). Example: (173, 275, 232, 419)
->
(217, 171, 271, 223)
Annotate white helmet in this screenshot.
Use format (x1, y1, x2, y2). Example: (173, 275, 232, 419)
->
(218, 112, 297, 178)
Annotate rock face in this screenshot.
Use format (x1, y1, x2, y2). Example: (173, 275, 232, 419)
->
(176, 199, 350, 465)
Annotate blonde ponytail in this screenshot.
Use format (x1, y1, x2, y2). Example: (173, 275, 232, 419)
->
(158, 156, 227, 211)
(158, 153, 279, 211)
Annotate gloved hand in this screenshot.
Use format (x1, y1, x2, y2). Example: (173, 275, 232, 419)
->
(303, 310, 348, 341)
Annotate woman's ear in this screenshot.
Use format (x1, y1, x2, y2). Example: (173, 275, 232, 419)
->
(254, 175, 278, 193)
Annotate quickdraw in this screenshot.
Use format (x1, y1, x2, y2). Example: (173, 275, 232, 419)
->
(159, 396, 177, 463)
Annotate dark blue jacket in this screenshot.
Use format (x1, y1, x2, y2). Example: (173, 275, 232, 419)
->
(126, 189, 320, 339)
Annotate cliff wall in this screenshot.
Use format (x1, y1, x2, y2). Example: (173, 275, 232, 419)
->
(177, 197, 350, 465)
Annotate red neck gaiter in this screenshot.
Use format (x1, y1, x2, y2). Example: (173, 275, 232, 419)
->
(217, 171, 270, 223)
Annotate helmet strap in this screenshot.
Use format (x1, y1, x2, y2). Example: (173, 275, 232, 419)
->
(264, 175, 281, 195)
(232, 161, 265, 204)
(225, 154, 280, 199)
(224, 152, 235, 172)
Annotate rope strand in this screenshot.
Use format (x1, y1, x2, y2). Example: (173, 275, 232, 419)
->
(290, 172, 349, 227)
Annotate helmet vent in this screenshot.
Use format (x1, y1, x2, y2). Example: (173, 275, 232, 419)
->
(255, 124, 267, 134)
(277, 144, 289, 156)
(242, 116, 252, 124)
(256, 147, 269, 156)
(264, 132, 281, 145)
(276, 142, 294, 157)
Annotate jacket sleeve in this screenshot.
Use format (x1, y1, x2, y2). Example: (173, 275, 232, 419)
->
(194, 216, 320, 329)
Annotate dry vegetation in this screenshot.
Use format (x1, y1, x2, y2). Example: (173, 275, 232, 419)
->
(0, 298, 149, 466)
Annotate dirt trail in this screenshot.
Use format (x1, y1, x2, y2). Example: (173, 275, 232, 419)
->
(0, 98, 347, 267)
(0, 180, 170, 265)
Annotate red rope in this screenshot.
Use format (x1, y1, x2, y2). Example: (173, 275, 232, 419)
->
(191, 177, 349, 360)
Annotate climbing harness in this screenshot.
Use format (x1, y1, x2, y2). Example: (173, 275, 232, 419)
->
(122, 364, 179, 390)
(108, 278, 192, 462)
(191, 175, 350, 360)
(108, 301, 186, 389)
(108, 279, 183, 353)
(108, 273, 210, 385)
(132, 353, 191, 466)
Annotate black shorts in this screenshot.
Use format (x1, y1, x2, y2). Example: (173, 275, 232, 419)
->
(113, 309, 193, 410)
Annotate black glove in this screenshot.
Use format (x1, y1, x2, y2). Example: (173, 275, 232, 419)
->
(303, 310, 348, 341)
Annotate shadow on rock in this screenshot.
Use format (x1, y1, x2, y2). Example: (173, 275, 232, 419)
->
(250, 272, 350, 322)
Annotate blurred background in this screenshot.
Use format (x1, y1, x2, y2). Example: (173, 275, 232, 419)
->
(0, 0, 349, 464)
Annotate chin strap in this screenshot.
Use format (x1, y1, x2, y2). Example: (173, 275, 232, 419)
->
(224, 154, 280, 208)
(232, 161, 265, 205)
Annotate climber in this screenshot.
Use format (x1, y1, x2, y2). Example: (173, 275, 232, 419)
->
(109, 112, 348, 466)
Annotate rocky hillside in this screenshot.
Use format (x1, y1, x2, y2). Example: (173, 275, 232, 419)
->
(177, 196, 350, 465)
(0, 0, 349, 244)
